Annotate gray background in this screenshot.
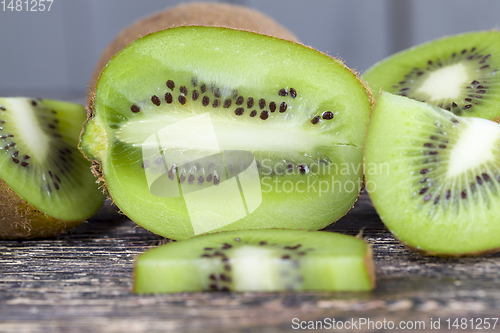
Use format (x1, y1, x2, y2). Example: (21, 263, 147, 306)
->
(0, 0, 499, 101)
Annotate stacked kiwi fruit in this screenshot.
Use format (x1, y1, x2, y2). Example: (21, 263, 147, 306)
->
(4, 2, 500, 293)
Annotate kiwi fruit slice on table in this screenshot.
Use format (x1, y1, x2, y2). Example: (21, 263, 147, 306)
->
(0, 97, 106, 239)
(364, 31, 500, 120)
(133, 229, 375, 293)
(80, 26, 372, 240)
(365, 92, 500, 256)
(89, 2, 299, 93)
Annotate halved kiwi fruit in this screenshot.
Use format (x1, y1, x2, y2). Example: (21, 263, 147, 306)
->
(0, 97, 106, 239)
(134, 229, 375, 293)
(365, 92, 500, 256)
(364, 31, 500, 120)
(89, 2, 299, 93)
(80, 26, 372, 240)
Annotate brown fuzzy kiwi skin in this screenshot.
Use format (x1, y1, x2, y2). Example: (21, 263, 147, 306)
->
(88, 2, 299, 97)
(0, 179, 82, 239)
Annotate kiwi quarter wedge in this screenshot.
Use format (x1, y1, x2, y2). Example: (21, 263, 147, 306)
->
(0, 97, 106, 239)
(80, 26, 372, 240)
(133, 229, 375, 293)
(364, 31, 500, 120)
(365, 92, 500, 256)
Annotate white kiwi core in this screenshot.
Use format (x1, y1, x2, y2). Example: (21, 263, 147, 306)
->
(417, 63, 470, 101)
(8, 98, 50, 159)
(447, 118, 500, 178)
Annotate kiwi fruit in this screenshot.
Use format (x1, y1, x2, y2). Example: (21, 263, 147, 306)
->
(80, 26, 372, 240)
(89, 2, 299, 93)
(363, 31, 500, 120)
(365, 92, 500, 256)
(134, 229, 375, 293)
(0, 97, 106, 239)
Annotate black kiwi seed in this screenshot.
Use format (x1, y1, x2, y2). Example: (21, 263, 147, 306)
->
(278, 88, 288, 96)
(178, 96, 186, 105)
(234, 107, 244, 116)
(202, 96, 210, 106)
(0, 106, 5, 111)
(179, 174, 185, 183)
(200, 84, 207, 93)
(198, 176, 204, 184)
(12, 151, 18, 157)
(212, 99, 220, 108)
(250, 110, 257, 117)
(222, 243, 232, 249)
(214, 88, 221, 98)
(165, 93, 173, 104)
(260, 111, 269, 120)
(206, 174, 213, 182)
(236, 96, 244, 105)
(12, 158, 19, 164)
(213, 175, 220, 185)
(269, 102, 277, 113)
(166, 80, 175, 91)
(21, 162, 29, 167)
(54, 183, 60, 190)
(247, 98, 254, 108)
(290, 88, 297, 98)
(311, 116, 320, 124)
(130, 105, 140, 113)
(223, 99, 232, 108)
(259, 99, 266, 109)
(188, 174, 195, 184)
(151, 96, 161, 106)
(192, 90, 199, 101)
(180, 86, 187, 95)
(31, 100, 37, 106)
(322, 111, 334, 120)
(279, 102, 287, 113)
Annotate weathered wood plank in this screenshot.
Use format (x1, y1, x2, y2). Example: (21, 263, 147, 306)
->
(1, 193, 499, 332)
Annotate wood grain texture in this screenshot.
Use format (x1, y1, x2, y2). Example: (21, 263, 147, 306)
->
(1, 193, 499, 333)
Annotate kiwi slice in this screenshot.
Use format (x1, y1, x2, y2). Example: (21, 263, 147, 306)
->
(134, 229, 375, 293)
(364, 31, 500, 120)
(365, 92, 500, 256)
(0, 97, 106, 239)
(80, 26, 372, 240)
(89, 2, 299, 92)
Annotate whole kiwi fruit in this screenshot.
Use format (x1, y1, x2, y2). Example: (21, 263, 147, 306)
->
(89, 2, 299, 94)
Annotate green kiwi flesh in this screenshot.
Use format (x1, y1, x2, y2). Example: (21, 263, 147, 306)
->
(133, 229, 375, 293)
(364, 31, 500, 120)
(0, 97, 106, 239)
(365, 92, 500, 255)
(80, 26, 372, 240)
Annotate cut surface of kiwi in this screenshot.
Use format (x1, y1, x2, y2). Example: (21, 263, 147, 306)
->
(134, 229, 375, 293)
(0, 97, 106, 239)
(80, 26, 372, 240)
(364, 31, 500, 120)
(365, 92, 500, 256)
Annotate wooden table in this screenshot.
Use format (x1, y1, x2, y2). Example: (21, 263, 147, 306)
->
(1, 193, 499, 332)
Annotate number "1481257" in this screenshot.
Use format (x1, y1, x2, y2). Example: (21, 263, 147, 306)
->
(1, 0, 53, 11)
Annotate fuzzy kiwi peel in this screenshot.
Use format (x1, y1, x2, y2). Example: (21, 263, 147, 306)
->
(89, 2, 299, 95)
(133, 229, 375, 293)
(0, 97, 106, 239)
(365, 92, 500, 256)
(364, 30, 500, 120)
(80, 26, 372, 240)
